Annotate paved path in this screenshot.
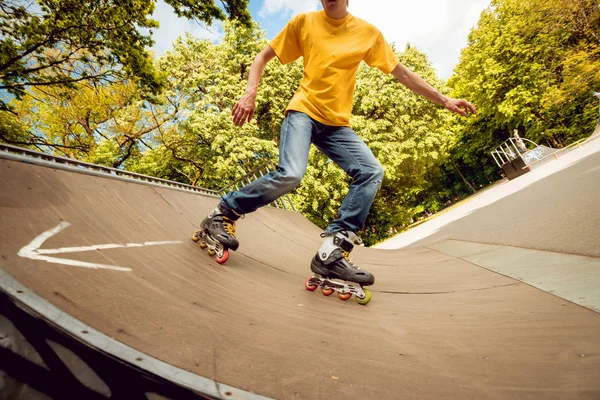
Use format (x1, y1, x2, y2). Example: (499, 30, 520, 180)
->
(377, 139, 600, 257)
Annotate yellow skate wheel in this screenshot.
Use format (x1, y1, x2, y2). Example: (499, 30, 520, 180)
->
(338, 292, 352, 301)
(191, 231, 200, 242)
(356, 289, 372, 305)
(321, 287, 334, 296)
(207, 249, 216, 256)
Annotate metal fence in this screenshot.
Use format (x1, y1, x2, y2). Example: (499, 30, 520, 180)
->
(0, 143, 295, 211)
(490, 137, 538, 168)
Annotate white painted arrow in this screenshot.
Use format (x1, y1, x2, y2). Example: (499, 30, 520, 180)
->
(18, 222, 182, 272)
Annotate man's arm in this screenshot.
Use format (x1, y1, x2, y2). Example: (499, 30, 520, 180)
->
(232, 45, 277, 127)
(391, 63, 477, 116)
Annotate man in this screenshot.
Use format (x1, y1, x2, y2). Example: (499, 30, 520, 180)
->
(513, 129, 527, 153)
(196, 0, 476, 290)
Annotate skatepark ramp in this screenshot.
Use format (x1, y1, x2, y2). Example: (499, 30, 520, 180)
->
(493, 123, 600, 178)
(1, 146, 600, 399)
(490, 138, 562, 179)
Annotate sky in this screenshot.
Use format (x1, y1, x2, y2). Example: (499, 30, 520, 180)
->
(150, 0, 491, 80)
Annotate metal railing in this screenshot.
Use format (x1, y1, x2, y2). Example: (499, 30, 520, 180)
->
(0, 143, 296, 211)
(491, 138, 538, 168)
(0, 143, 219, 196)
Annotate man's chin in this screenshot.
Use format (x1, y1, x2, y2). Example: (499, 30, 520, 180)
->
(323, 0, 345, 12)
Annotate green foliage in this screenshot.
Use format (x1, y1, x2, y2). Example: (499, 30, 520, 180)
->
(429, 0, 600, 220)
(165, 0, 250, 26)
(128, 22, 302, 189)
(3, 81, 179, 166)
(0, 0, 250, 110)
(450, 0, 600, 151)
(0, 109, 29, 144)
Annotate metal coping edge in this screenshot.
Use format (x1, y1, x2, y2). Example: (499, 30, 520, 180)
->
(0, 148, 219, 198)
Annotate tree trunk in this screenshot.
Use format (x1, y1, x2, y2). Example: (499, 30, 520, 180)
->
(451, 159, 476, 194)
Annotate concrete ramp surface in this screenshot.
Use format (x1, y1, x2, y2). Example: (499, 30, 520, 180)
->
(1, 156, 600, 399)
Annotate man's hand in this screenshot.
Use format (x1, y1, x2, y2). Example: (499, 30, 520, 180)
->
(231, 46, 276, 127)
(232, 90, 257, 127)
(443, 97, 477, 117)
(392, 64, 477, 117)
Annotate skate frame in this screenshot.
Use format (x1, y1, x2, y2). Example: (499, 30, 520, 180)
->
(308, 276, 368, 299)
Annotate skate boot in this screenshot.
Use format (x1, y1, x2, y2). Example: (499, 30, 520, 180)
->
(305, 231, 374, 305)
(192, 206, 240, 264)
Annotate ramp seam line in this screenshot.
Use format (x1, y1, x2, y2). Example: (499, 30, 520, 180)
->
(376, 282, 520, 295)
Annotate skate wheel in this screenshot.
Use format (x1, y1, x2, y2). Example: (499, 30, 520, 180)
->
(321, 287, 334, 296)
(305, 276, 318, 291)
(191, 231, 200, 242)
(207, 249, 216, 256)
(338, 292, 352, 301)
(356, 289, 372, 305)
(216, 249, 229, 264)
(199, 241, 208, 249)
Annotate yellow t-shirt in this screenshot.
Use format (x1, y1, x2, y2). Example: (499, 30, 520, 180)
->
(269, 10, 399, 127)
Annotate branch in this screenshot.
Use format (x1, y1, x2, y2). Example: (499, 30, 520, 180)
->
(0, 72, 114, 90)
(3, 44, 91, 78)
(0, 22, 81, 73)
(0, 133, 86, 151)
(151, 109, 204, 177)
(113, 139, 134, 168)
(138, 137, 153, 150)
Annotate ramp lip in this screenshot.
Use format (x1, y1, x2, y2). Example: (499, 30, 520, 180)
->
(0, 266, 271, 400)
(0, 143, 218, 197)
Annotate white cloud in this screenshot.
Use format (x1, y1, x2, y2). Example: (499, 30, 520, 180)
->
(350, 0, 490, 79)
(259, 0, 320, 18)
(149, 0, 224, 55)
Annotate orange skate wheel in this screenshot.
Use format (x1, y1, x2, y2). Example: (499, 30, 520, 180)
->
(199, 241, 208, 249)
(216, 249, 229, 264)
(305, 276, 318, 291)
(321, 287, 334, 296)
(337, 292, 352, 301)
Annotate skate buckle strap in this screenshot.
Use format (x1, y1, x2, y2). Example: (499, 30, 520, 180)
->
(342, 250, 359, 268)
(333, 236, 354, 252)
(223, 216, 236, 236)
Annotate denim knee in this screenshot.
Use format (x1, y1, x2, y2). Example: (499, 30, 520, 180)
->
(364, 163, 384, 183)
(277, 167, 303, 190)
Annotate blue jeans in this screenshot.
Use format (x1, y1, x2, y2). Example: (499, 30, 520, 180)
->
(220, 111, 384, 233)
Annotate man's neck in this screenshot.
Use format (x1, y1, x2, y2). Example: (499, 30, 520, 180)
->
(324, 9, 348, 20)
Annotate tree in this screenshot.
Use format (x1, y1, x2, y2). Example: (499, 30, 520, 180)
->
(129, 21, 303, 189)
(439, 0, 600, 202)
(4, 80, 180, 167)
(450, 0, 600, 147)
(0, 0, 251, 110)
